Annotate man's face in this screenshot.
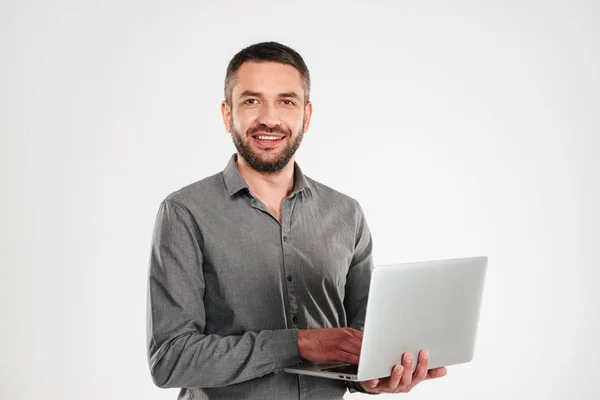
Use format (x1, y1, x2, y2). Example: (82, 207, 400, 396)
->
(222, 61, 312, 173)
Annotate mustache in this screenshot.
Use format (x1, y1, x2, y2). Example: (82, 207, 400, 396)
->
(247, 124, 290, 136)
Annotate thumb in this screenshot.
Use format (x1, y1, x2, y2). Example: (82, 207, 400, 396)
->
(367, 379, 379, 388)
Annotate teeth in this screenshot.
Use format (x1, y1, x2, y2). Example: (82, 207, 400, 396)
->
(256, 136, 282, 141)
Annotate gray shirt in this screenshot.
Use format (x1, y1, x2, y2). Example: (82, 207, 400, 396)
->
(147, 154, 374, 399)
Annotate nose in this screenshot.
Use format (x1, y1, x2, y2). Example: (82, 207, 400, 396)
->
(257, 103, 281, 129)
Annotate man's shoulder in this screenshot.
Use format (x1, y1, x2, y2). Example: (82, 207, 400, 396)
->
(305, 176, 364, 215)
(162, 171, 225, 210)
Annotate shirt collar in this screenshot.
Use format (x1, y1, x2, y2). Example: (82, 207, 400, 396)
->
(223, 154, 313, 198)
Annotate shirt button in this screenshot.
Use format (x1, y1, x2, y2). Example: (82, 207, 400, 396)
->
(283, 236, 288, 242)
(292, 315, 299, 324)
(287, 275, 293, 282)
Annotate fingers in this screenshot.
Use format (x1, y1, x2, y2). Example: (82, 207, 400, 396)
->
(403, 352, 439, 393)
(346, 328, 364, 339)
(363, 351, 446, 395)
(298, 328, 363, 363)
(339, 328, 363, 358)
(412, 350, 429, 382)
(427, 366, 447, 379)
(338, 346, 361, 363)
(338, 333, 362, 360)
(397, 352, 412, 387)
(365, 379, 379, 390)
(339, 333, 362, 351)
(336, 350, 360, 365)
(387, 364, 404, 389)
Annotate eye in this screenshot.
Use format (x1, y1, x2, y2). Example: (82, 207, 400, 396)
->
(282, 99, 296, 106)
(243, 98, 258, 105)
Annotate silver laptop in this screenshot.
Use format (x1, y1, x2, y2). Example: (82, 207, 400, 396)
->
(284, 256, 488, 382)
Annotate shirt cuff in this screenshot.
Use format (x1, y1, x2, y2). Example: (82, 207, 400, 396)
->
(269, 329, 302, 370)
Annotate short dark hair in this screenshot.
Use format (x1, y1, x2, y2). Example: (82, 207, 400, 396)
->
(224, 41, 311, 105)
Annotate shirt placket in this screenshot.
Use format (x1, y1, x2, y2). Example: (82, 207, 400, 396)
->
(281, 194, 299, 329)
(248, 192, 300, 331)
(281, 194, 309, 400)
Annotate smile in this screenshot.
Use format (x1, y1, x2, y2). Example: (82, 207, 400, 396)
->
(254, 135, 284, 141)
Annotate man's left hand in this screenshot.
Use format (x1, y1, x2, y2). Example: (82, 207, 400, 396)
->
(359, 350, 447, 394)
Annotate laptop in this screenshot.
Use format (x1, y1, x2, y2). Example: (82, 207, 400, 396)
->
(284, 256, 488, 382)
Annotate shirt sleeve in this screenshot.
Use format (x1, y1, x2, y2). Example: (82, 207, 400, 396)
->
(146, 200, 301, 389)
(343, 201, 374, 331)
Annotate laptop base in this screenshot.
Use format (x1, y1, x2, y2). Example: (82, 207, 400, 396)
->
(283, 362, 360, 382)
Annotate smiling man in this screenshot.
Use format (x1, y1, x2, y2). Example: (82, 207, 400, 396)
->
(146, 41, 446, 399)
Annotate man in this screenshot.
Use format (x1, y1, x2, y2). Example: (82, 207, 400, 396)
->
(146, 41, 447, 399)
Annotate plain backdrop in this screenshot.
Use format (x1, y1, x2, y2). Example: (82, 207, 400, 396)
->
(1, 0, 599, 399)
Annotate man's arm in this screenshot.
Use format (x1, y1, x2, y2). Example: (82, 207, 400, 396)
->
(146, 200, 301, 389)
(343, 200, 374, 331)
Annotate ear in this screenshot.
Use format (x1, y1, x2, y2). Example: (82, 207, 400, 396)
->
(221, 100, 232, 132)
(303, 101, 313, 132)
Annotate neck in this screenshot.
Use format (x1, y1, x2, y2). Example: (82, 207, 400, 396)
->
(236, 155, 295, 199)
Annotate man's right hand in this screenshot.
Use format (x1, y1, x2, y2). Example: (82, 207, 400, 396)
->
(297, 328, 363, 365)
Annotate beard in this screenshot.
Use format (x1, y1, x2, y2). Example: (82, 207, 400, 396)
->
(230, 116, 305, 173)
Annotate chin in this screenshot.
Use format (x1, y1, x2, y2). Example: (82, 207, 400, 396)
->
(254, 149, 283, 159)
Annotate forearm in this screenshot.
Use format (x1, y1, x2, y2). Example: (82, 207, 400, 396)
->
(149, 328, 301, 388)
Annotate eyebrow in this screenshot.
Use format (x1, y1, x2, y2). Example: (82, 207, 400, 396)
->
(239, 90, 301, 100)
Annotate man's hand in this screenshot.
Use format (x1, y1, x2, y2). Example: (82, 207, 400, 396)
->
(297, 328, 363, 365)
(359, 350, 447, 394)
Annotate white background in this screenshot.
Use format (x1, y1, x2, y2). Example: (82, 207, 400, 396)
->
(2, 0, 599, 399)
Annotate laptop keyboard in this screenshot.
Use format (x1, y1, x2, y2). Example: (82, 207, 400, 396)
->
(322, 364, 358, 374)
